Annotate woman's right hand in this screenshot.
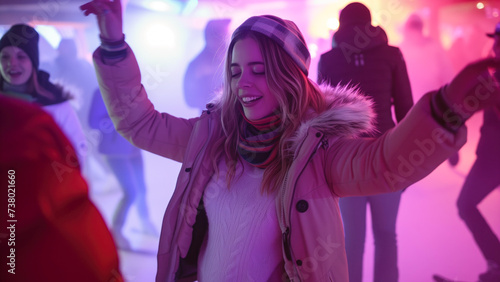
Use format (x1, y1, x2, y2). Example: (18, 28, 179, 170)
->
(80, 0, 123, 41)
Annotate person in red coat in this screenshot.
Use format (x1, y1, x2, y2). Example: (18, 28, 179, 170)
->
(0, 95, 123, 282)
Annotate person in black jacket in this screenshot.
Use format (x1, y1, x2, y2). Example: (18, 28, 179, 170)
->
(317, 3, 413, 282)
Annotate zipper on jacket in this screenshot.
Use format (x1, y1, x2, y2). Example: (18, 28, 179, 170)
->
(280, 165, 293, 262)
(283, 227, 292, 261)
(280, 131, 324, 280)
(173, 116, 213, 279)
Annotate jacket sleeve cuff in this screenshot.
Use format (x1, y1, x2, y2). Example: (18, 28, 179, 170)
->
(429, 85, 468, 133)
(99, 47, 127, 60)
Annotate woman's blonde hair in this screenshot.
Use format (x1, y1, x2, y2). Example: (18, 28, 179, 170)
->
(210, 30, 325, 194)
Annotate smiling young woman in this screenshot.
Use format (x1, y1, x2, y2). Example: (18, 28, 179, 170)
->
(0, 24, 87, 165)
(81, 0, 500, 280)
(0, 46, 34, 86)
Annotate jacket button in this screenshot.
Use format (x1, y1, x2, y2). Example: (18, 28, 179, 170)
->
(296, 260, 303, 266)
(315, 132, 321, 138)
(185, 167, 191, 172)
(296, 200, 308, 213)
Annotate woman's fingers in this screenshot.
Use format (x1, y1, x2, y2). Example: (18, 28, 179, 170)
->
(80, 0, 120, 17)
(80, 1, 106, 16)
(445, 57, 500, 116)
(80, 2, 97, 16)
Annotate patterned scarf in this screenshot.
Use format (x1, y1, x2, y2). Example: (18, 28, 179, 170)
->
(238, 112, 283, 169)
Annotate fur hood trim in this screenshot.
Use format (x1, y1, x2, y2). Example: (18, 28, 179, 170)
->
(288, 84, 376, 152)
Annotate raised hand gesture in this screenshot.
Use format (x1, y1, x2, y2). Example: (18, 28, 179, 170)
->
(443, 57, 500, 120)
(80, 0, 123, 41)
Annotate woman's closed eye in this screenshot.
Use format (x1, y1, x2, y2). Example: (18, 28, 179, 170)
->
(252, 64, 265, 75)
(230, 66, 241, 78)
(231, 63, 265, 78)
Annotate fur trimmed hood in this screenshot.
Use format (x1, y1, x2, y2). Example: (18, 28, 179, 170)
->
(288, 84, 376, 150)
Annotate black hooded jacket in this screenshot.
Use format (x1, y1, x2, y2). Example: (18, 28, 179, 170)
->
(318, 24, 414, 135)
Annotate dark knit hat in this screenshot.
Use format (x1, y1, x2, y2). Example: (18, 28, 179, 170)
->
(339, 2, 372, 28)
(232, 15, 311, 75)
(0, 24, 40, 69)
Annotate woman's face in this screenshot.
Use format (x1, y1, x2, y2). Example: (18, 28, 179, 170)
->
(0, 46, 33, 86)
(230, 37, 279, 121)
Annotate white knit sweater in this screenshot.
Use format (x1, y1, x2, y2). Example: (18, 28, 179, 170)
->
(198, 159, 283, 281)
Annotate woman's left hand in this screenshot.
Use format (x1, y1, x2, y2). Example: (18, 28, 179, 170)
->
(443, 57, 500, 119)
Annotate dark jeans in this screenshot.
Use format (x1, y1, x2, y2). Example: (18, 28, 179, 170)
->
(457, 155, 500, 267)
(339, 191, 402, 282)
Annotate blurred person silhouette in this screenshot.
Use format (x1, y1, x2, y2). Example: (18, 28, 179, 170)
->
(0, 95, 123, 282)
(453, 22, 500, 282)
(183, 18, 230, 113)
(89, 87, 159, 250)
(399, 14, 459, 166)
(42, 37, 107, 179)
(448, 23, 490, 76)
(0, 24, 87, 165)
(318, 3, 414, 282)
(44, 37, 99, 125)
(399, 13, 454, 102)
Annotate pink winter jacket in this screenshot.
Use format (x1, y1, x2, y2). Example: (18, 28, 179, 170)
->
(93, 45, 466, 282)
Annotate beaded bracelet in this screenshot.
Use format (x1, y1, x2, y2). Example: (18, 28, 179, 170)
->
(430, 86, 466, 133)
